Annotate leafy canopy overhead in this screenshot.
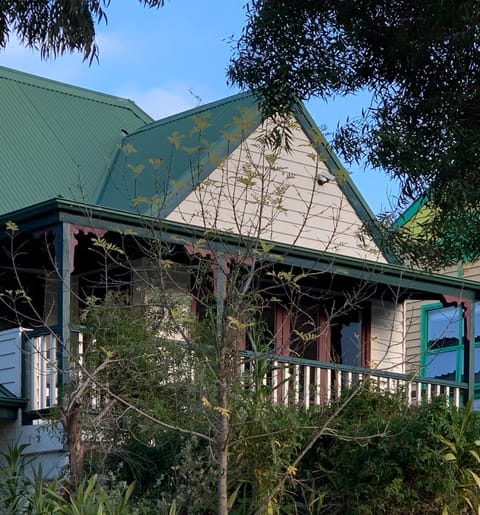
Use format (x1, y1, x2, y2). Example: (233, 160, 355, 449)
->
(230, 0, 480, 266)
(0, 1, 165, 62)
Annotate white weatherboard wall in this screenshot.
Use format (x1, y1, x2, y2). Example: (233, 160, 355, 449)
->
(0, 418, 66, 480)
(167, 124, 385, 263)
(0, 328, 66, 479)
(405, 299, 427, 373)
(0, 327, 22, 396)
(370, 300, 405, 374)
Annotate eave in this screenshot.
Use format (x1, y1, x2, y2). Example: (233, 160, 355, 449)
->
(0, 198, 478, 303)
(0, 384, 27, 420)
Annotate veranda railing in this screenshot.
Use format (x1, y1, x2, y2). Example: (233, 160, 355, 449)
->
(240, 353, 467, 409)
(20, 330, 468, 423)
(22, 327, 85, 423)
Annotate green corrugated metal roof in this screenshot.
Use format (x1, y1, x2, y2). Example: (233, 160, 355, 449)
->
(0, 66, 153, 215)
(393, 196, 428, 228)
(0, 68, 394, 262)
(97, 92, 262, 215)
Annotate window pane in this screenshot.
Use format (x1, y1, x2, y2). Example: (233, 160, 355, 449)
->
(340, 321, 362, 367)
(475, 302, 480, 343)
(425, 350, 457, 381)
(459, 348, 480, 383)
(427, 306, 461, 350)
(332, 310, 362, 367)
(475, 346, 480, 384)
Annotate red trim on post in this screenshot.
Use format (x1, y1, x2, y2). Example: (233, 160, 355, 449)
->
(362, 304, 372, 368)
(318, 309, 331, 402)
(275, 304, 291, 357)
(318, 309, 331, 362)
(274, 304, 291, 403)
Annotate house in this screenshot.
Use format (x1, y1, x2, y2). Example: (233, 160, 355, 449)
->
(395, 199, 480, 410)
(0, 66, 479, 478)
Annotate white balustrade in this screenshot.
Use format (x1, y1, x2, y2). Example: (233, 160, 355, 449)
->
(26, 332, 58, 411)
(18, 330, 468, 416)
(242, 356, 466, 409)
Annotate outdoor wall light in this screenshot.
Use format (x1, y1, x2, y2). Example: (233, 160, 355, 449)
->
(316, 171, 336, 186)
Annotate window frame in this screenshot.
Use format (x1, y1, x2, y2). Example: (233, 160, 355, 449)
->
(421, 302, 480, 388)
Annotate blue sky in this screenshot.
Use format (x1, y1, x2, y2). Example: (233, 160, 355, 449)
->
(0, 0, 398, 213)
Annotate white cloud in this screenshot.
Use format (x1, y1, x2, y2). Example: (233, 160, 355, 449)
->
(94, 31, 128, 59)
(0, 37, 90, 85)
(117, 85, 201, 120)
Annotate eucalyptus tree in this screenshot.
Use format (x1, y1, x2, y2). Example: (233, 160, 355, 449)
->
(0, 0, 166, 62)
(230, 0, 480, 266)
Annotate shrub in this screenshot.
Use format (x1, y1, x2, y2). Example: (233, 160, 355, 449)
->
(0, 444, 135, 514)
(299, 387, 480, 514)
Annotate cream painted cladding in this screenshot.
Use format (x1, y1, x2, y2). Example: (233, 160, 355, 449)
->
(167, 123, 386, 262)
(370, 300, 405, 374)
(404, 300, 425, 374)
(459, 261, 480, 282)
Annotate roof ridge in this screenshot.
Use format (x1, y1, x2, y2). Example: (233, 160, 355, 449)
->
(392, 196, 427, 228)
(129, 90, 254, 137)
(0, 65, 153, 121)
(95, 91, 259, 205)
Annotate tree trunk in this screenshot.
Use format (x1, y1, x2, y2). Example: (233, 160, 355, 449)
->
(62, 401, 85, 492)
(217, 366, 229, 515)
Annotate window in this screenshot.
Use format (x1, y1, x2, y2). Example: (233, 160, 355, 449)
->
(249, 301, 369, 365)
(331, 309, 363, 367)
(422, 302, 480, 385)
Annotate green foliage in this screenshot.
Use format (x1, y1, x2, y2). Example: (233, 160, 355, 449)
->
(8, 391, 480, 514)
(154, 435, 216, 513)
(46, 475, 135, 515)
(300, 388, 480, 514)
(436, 401, 480, 513)
(230, 0, 480, 264)
(377, 207, 480, 270)
(0, 443, 39, 513)
(92, 430, 215, 512)
(81, 291, 202, 417)
(77, 291, 209, 482)
(0, 1, 166, 62)
(228, 356, 313, 512)
(0, 444, 135, 514)
(60, 257, 480, 513)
